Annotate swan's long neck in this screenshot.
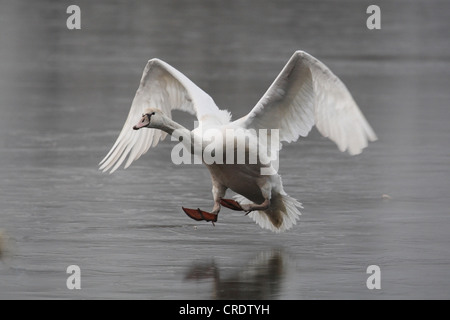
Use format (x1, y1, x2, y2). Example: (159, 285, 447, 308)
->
(157, 116, 189, 137)
(156, 116, 200, 155)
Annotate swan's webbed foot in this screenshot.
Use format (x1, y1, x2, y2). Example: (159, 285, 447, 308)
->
(219, 199, 250, 214)
(182, 207, 218, 226)
(220, 198, 270, 215)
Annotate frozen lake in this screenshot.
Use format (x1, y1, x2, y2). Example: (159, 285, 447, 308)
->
(0, 0, 449, 299)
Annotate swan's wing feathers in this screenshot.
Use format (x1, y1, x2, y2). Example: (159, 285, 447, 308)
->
(309, 53, 377, 154)
(99, 59, 220, 173)
(236, 51, 377, 154)
(241, 52, 315, 143)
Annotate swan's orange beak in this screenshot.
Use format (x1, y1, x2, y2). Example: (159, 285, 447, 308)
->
(133, 114, 150, 130)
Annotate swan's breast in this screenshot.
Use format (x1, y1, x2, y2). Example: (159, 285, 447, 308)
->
(206, 163, 267, 204)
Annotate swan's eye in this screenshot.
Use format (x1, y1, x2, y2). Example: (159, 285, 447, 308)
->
(151, 112, 155, 115)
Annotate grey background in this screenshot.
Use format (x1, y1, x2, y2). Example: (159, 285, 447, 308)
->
(0, 0, 449, 299)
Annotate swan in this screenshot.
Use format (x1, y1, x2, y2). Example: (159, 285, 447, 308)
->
(99, 51, 377, 233)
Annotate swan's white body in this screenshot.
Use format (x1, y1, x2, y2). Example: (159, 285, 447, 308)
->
(100, 51, 377, 232)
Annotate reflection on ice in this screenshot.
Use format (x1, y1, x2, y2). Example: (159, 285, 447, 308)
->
(185, 250, 286, 299)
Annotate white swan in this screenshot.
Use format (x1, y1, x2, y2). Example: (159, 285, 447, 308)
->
(99, 51, 377, 233)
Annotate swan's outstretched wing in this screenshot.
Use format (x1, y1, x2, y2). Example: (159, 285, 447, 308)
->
(99, 59, 221, 173)
(234, 51, 377, 155)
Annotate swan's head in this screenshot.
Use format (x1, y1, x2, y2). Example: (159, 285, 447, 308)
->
(133, 108, 165, 130)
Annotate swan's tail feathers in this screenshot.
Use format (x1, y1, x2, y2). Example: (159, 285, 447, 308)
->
(233, 193, 302, 233)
